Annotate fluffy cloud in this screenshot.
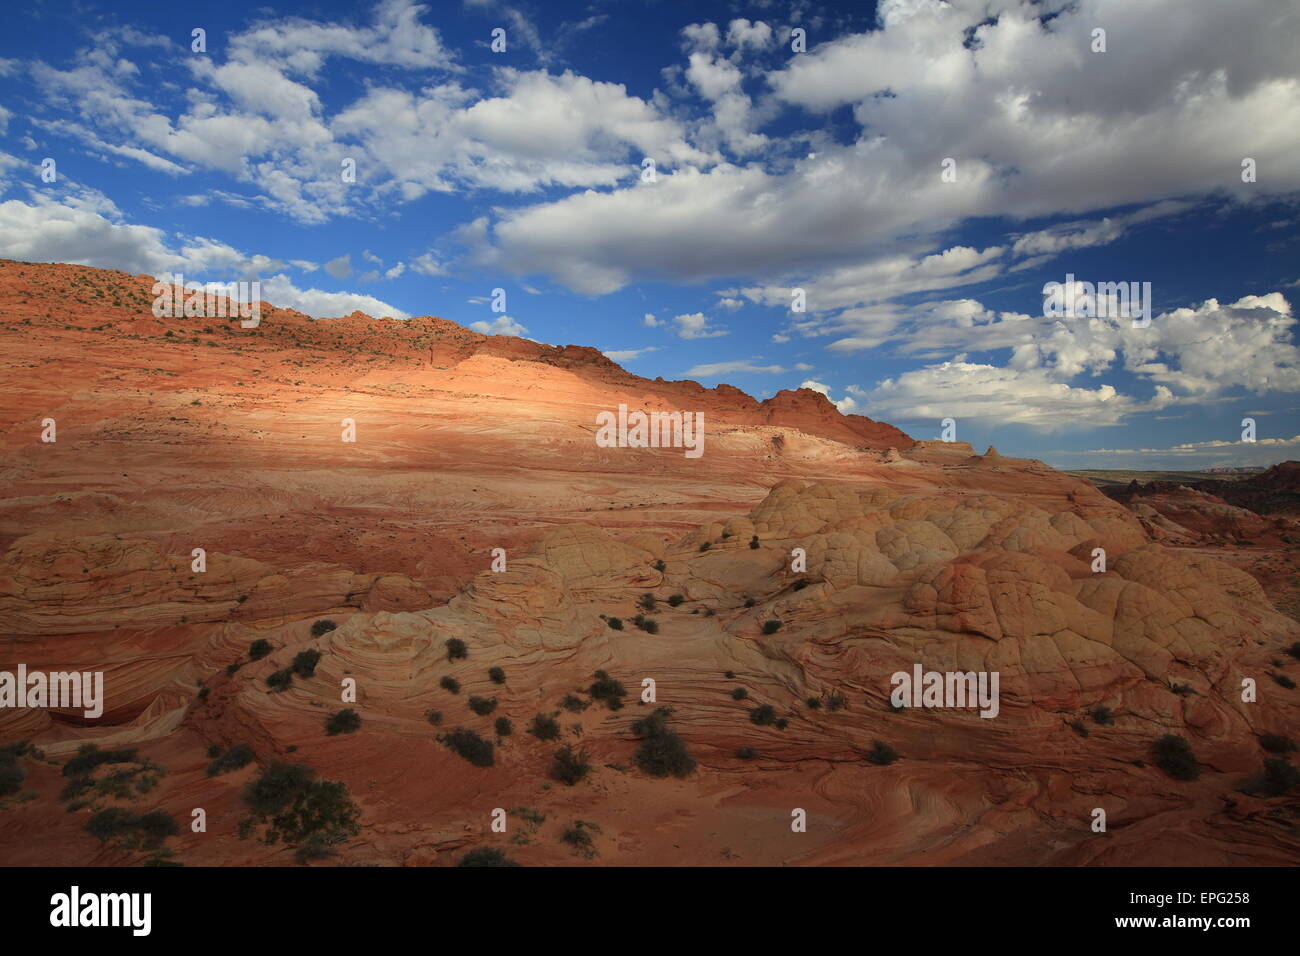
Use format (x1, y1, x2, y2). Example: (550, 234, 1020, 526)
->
(686, 359, 785, 378)
(0, 193, 406, 318)
(672, 312, 727, 339)
(470, 314, 529, 337)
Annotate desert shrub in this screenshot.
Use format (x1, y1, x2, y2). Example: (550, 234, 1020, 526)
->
(529, 714, 561, 741)
(1090, 705, 1114, 726)
(291, 649, 321, 678)
(667, 594, 685, 607)
(426, 710, 443, 726)
(735, 746, 757, 760)
(468, 696, 498, 716)
(495, 717, 513, 736)
(248, 639, 272, 660)
(774, 718, 788, 730)
(63, 744, 139, 777)
(440, 676, 461, 694)
(446, 638, 468, 661)
(310, 619, 337, 637)
(1068, 719, 1089, 738)
(266, 669, 293, 692)
(85, 808, 177, 849)
(325, 709, 362, 736)
(294, 838, 337, 864)
(1170, 682, 1195, 696)
(762, 619, 783, 634)
(1260, 733, 1297, 754)
(225, 662, 241, 676)
(792, 579, 808, 591)
(639, 593, 657, 612)
(806, 697, 821, 709)
(550, 745, 591, 785)
(744, 597, 756, 608)
(1241, 758, 1300, 798)
(207, 744, 222, 758)
(488, 666, 506, 685)
(866, 741, 899, 765)
(607, 617, 624, 630)
(1270, 672, 1297, 689)
(750, 704, 776, 726)
(206, 744, 255, 777)
(441, 729, 495, 768)
(632, 615, 659, 634)
(245, 762, 315, 816)
(731, 687, 748, 700)
(458, 847, 519, 867)
(654, 560, 666, 572)
(560, 822, 597, 858)
(0, 761, 24, 797)
(1287, 642, 1300, 661)
(825, 693, 846, 712)
(589, 670, 627, 710)
(1153, 734, 1200, 781)
(698, 541, 712, 552)
(749, 536, 759, 549)
(629, 708, 695, 778)
(562, 694, 588, 713)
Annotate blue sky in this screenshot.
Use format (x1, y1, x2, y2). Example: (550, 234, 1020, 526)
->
(1, 0, 1298, 469)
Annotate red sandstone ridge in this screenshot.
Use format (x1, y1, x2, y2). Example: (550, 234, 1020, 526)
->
(0, 258, 1297, 869)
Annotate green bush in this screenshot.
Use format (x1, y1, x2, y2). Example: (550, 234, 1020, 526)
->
(632, 615, 658, 634)
(245, 762, 315, 816)
(248, 639, 272, 661)
(63, 744, 139, 777)
(446, 638, 469, 661)
(607, 617, 624, 630)
(291, 649, 321, 678)
(1260, 733, 1297, 754)
(529, 714, 561, 741)
(866, 741, 899, 765)
(468, 696, 498, 716)
(589, 670, 627, 710)
(639, 593, 657, 612)
(310, 619, 337, 637)
(550, 746, 591, 786)
(629, 708, 695, 778)
(561, 694, 588, 712)
(458, 847, 519, 867)
(206, 744, 255, 777)
(1153, 734, 1200, 781)
(1241, 758, 1300, 798)
(442, 729, 494, 767)
(325, 709, 362, 736)
(85, 808, 177, 848)
(0, 760, 25, 796)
